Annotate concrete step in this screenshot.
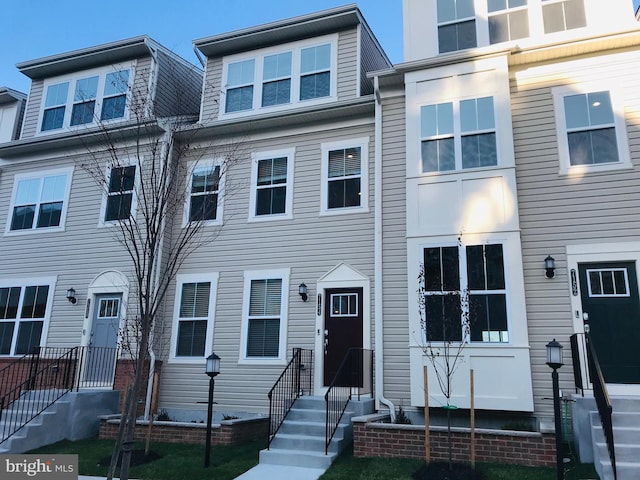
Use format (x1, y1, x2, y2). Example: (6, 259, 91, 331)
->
(601, 460, 640, 480)
(610, 397, 640, 412)
(269, 433, 344, 454)
(259, 447, 336, 469)
(287, 408, 326, 423)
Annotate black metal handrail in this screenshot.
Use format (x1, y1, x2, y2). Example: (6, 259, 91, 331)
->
(267, 348, 313, 449)
(585, 332, 617, 480)
(0, 345, 118, 445)
(324, 348, 373, 455)
(570, 333, 585, 395)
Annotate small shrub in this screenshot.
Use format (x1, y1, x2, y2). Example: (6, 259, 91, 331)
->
(395, 406, 412, 425)
(156, 409, 172, 422)
(223, 414, 239, 420)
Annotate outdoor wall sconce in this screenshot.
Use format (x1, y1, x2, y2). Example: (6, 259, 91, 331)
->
(544, 255, 556, 279)
(66, 288, 77, 304)
(298, 283, 308, 302)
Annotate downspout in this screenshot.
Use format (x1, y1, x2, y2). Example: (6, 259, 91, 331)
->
(374, 76, 396, 422)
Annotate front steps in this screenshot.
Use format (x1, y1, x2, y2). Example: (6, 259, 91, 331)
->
(259, 396, 367, 470)
(590, 397, 640, 480)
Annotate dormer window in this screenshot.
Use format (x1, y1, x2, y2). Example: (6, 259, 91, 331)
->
(222, 35, 336, 117)
(437, 0, 477, 53)
(488, 0, 530, 44)
(39, 64, 133, 133)
(542, 0, 586, 33)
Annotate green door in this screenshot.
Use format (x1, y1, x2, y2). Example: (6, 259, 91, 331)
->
(578, 262, 640, 383)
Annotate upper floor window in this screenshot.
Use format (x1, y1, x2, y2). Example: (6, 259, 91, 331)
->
(553, 86, 630, 174)
(542, 0, 586, 34)
(103, 165, 136, 223)
(437, 0, 477, 53)
(187, 162, 221, 223)
(488, 0, 530, 44)
(7, 168, 72, 234)
(40, 65, 132, 133)
(222, 36, 335, 116)
(250, 149, 294, 221)
(420, 96, 497, 172)
(422, 243, 508, 343)
(320, 138, 369, 214)
(0, 278, 54, 356)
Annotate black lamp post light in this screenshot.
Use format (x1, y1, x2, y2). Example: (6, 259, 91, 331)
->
(546, 339, 564, 480)
(204, 352, 220, 468)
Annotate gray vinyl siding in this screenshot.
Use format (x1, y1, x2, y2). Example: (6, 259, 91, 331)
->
(336, 29, 358, 100)
(511, 50, 640, 419)
(159, 120, 376, 413)
(380, 91, 411, 406)
(200, 57, 223, 122)
(154, 51, 202, 118)
(359, 27, 392, 97)
(20, 80, 44, 138)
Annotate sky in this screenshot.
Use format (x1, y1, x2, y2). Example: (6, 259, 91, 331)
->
(1, 0, 639, 94)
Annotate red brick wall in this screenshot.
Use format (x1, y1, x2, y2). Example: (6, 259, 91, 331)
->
(112, 359, 162, 416)
(99, 417, 268, 446)
(353, 419, 556, 468)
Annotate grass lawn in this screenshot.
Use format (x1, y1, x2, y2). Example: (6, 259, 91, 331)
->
(29, 438, 264, 480)
(30, 439, 598, 480)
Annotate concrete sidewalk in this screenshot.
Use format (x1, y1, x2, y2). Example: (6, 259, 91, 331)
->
(232, 464, 326, 480)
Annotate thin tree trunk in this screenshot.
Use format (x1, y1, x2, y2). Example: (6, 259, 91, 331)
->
(107, 385, 134, 480)
(447, 406, 452, 471)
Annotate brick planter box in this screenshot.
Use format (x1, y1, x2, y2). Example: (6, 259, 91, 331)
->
(353, 414, 556, 468)
(99, 415, 268, 446)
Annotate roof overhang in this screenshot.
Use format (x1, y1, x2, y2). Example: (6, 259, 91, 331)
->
(194, 4, 362, 58)
(0, 87, 27, 106)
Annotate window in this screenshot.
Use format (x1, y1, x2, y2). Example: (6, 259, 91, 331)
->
(321, 138, 369, 214)
(587, 268, 630, 298)
(222, 36, 335, 116)
(7, 168, 72, 233)
(300, 44, 331, 101)
(421, 97, 496, 172)
(437, 0, 477, 53)
(0, 279, 53, 356)
(39, 65, 131, 132)
(422, 243, 508, 343)
(250, 149, 294, 220)
(241, 269, 289, 363)
(171, 273, 217, 361)
(262, 52, 292, 107)
(488, 0, 529, 44)
(553, 86, 629, 173)
(225, 59, 255, 113)
(542, 0, 586, 34)
(104, 165, 136, 222)
(188, 163, 220, 222)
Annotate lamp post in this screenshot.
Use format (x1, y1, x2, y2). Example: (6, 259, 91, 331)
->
(204, 352, 220, 468)
(546, 339, 564, 480)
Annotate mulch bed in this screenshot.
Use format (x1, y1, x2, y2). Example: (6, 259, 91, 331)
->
(99, 450, 162, 468)
(413, 462, 484, 480)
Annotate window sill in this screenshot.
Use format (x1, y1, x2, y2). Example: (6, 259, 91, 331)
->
(319, 206, 369, 217)
(4, 226, 66, 236)
(558, 161, 633, 178)
(237, 357, 287, 366)
(248, 214, 293, 223)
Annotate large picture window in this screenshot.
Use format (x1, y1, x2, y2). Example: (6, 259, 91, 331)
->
(7, 168, 72, 233)
(0, 279, 53, 356)
(421, 243, 508, 343)
(421, 97, 497, 173)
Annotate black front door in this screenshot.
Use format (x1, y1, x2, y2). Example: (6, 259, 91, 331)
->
(579, 262, 640, 383)
(323, 288, 363, 386)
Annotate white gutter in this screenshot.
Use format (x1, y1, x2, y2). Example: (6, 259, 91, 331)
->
(374, 76, 396, 422)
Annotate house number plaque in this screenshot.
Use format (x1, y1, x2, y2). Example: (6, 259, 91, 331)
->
(570, 269, 578, 296)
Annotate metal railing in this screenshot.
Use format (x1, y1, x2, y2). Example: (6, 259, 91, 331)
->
(569, 334, 585, 395)
(324, 348, 373, 454)
(0, 345, 118, 445)
(267, 348, 313, 449)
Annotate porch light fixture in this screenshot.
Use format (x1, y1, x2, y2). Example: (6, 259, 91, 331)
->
(544, 255, 556, 279)
(298, 283, 308, 302)
(546, 339, 563, 480)
(66, 288, 77, 304)
(204, 352, 220, 468)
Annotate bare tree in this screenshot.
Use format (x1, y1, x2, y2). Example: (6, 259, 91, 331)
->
(78, 64, 243, 480)
(416, 236, 471, 470)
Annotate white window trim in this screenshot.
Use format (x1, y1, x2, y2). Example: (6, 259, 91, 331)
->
(552, 83, 631, 176)
(37, 62, 136, 135)
(239, 268, 290, 365)
(182, 159, 225, 227)
(220, 34, 338, 119)
(4, 167, 74, 236)
(98, 159, 141, 228)
(320, 137, 370, 216)
(169, 272, 219, 364)
(248, 148, 295, 222)
(0, 276, 56, 356)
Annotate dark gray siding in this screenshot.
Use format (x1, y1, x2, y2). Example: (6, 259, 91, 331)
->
(359, 26, 392, 96)
(154, 50, 202, 118)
